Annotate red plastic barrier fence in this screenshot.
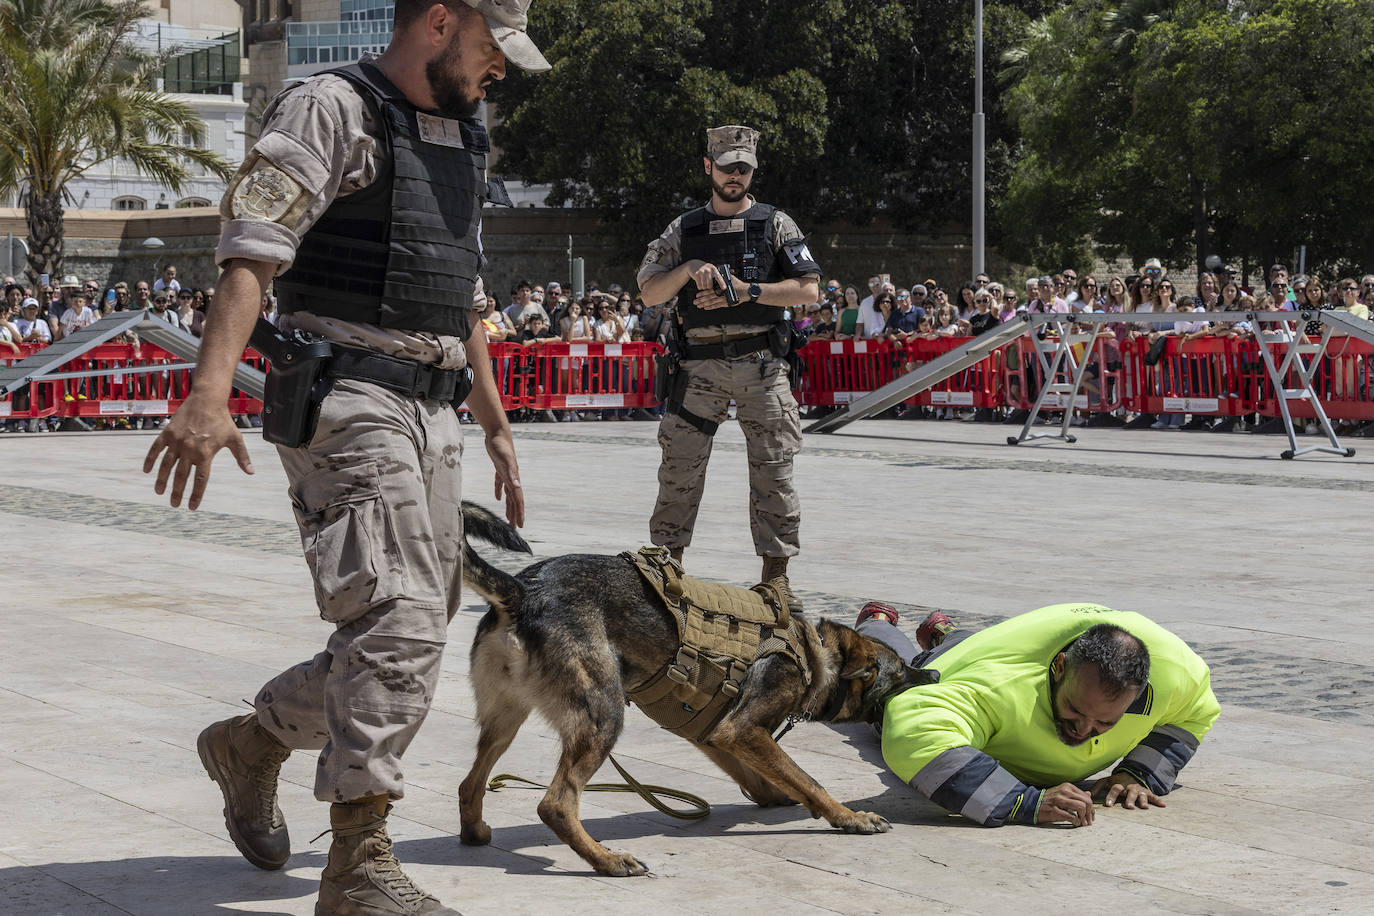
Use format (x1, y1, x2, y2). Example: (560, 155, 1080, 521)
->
(514, 341, 661, 411)
(897, 336, 1004, 410)
(1120, 336, 1252, 418)
(8, 331, 1374, 425)
(796, 338, 899, 406)
(1003, 334, 1126, 415)
(1243, 335, 1374, 422)
(0, 342, 262, 422)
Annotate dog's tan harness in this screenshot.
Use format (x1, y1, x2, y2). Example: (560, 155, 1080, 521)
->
(622, 546, 811, 743)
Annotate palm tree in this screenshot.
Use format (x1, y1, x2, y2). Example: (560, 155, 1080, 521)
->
(0, 0, 233, 284)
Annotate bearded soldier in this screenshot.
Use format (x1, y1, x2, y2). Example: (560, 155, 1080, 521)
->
(638, 125, 821, 603)
(143, 1, 547, 912)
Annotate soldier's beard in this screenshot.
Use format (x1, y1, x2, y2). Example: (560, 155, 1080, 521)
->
(711, 174, 749, 203)
(426, 40, 480, 120)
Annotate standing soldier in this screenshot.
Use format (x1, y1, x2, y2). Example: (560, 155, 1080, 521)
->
(142, 1, 547, 913)
(637, 125, 821, 601)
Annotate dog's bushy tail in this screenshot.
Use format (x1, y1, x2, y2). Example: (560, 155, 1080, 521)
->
(460, 501, 530, 613)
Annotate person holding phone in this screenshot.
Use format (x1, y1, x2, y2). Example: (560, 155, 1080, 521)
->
(637, 124, 821, 604)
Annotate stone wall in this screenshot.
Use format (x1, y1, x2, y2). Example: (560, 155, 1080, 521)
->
(0, 207, 1030, 298)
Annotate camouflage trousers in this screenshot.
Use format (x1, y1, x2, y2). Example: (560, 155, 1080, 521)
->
(650, 353, 801, 556)
(253, 379, 465, 804)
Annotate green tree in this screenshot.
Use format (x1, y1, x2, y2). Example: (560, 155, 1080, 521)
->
(492, 0, 1046, 262)
(0, 0, 233, 284)
(998, 0, 1374, 278)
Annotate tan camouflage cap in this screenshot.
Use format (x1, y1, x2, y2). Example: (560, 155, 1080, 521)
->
(706, 125, 759, 168)
(460, 0, 550, 73)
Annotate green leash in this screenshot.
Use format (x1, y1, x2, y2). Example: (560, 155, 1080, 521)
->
(487, 754, 711, 820)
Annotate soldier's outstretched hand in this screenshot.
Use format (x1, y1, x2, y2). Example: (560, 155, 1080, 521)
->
(143, 398, 255, 510)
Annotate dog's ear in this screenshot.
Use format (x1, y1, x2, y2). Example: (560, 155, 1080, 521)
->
(829, 621, 880, 681)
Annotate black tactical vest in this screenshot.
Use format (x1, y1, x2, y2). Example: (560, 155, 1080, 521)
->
(676, 202, 786, 330)
(275, 62, 486, 338)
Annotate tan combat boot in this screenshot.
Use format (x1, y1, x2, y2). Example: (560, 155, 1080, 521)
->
(668, 546, 684, 565)
(197, 713, 292, 870)
(761, 556, 802, 612)
(316, 796, 459, 916)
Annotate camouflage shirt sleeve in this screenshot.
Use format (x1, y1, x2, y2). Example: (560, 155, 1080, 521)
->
(772, 210, 822, 280)
(636, 216, 684, 292)
(216, 74, 384, 274)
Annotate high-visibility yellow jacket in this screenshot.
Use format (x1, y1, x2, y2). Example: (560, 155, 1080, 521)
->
(881, 604, 1220, 826)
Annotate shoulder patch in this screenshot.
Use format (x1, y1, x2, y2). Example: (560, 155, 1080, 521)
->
(230, 165, 306, 222)
(783, 236, 815, 266)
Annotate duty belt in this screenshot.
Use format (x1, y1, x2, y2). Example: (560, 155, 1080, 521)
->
(327, 345, 473, 402)
(682, 332, 772, 361)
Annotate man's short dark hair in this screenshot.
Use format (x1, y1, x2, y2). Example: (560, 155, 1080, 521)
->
(1065, 624, 1150, 698)
(394, 0, 470, 30)
(512, 279, 532, 293)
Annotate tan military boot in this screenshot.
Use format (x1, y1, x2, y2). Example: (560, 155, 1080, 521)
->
(668, 546, 684, 565)
(761, 556, 802, 612)
(316, 796, 459, 916)
(197, 713, 292, 870)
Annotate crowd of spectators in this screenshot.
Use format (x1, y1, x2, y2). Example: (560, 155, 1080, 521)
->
(4, 260, 1374, 433)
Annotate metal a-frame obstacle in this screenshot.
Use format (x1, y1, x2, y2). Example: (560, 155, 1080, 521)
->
(0, 312, 265, 401)
(804, 310, 1374, 460)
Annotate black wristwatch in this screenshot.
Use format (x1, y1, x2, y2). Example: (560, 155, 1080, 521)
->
(747, 283, 762, 303)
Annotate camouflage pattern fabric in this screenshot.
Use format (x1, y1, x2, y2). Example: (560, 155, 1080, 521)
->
(650, 354, 801, 557)
(252, 378, 465, 804)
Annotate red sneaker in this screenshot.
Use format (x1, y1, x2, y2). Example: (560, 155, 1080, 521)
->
(855, 601, 899, 627)
(915, 611, 958, 651)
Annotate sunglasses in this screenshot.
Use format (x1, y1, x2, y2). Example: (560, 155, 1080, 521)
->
(975, 297, 993, 304)
(1003, 294, 1017, 301)
(716, 162, 753, 175)
(1341, 285, 1358, 292)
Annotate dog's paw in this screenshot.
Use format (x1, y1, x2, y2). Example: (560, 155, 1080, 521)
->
(596, 851, 649, 877)
(835, 810, 891, 835)
(460, 820, 492, 846)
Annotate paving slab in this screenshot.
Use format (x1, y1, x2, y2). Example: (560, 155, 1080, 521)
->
(1, 420, 1372, 915)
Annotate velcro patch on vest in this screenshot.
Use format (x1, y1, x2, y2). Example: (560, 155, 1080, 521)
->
(709, 218, 745, 234)
(417, 112, 467, 148)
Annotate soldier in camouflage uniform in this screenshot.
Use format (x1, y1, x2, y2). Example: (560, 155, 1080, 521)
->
(638, 125, 822, 600)
(143, 2, 547, 913)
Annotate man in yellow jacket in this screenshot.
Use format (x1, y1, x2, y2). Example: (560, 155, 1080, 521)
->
(856, 602, 1220, 827)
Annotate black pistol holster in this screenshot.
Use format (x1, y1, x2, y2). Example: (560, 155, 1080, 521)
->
(250, 317, 334, 449)
(657, 317, 720, 436)
(769, 319, 809, 389)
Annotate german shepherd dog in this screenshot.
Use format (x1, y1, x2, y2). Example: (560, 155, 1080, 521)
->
(456, 504, 934, 877)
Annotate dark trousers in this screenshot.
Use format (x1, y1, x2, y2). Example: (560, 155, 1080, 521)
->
(855, 617, 973, 669)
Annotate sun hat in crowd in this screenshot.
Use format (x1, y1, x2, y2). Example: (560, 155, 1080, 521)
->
(21, 297, 38, 309)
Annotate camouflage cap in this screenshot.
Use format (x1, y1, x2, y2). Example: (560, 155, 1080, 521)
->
(706, 125, 759, 168)
(459, 0, 550, 73)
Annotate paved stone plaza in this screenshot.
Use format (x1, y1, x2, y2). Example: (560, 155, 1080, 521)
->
(2, 419, 1372, 914)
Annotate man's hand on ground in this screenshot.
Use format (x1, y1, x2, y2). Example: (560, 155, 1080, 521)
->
(1038, 782, 1095, 827)
(1092, 773, 1166, 810)
(143, 397, 254, 510)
